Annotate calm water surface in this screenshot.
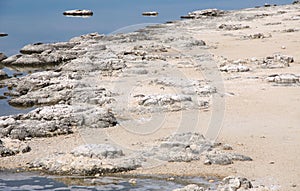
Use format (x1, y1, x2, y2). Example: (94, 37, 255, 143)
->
(0, 171, 218, 191)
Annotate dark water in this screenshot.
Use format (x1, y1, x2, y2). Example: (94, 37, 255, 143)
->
(0, 171, 218, 191)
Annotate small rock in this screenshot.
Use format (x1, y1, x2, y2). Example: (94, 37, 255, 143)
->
(63, 9, 93, 16)
(173, 184, 204, 191)
(142, 11, 159, 16)
(204, 159, 212, 165)
(128, 178, 137, 185)
(0, 33, 8, 37)
(217, 176, 253, 191)
(222, 144, 233, 150)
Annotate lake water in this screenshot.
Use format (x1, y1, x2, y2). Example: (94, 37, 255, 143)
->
(0, 0, 293, 189)
(0, 171, 219, 191)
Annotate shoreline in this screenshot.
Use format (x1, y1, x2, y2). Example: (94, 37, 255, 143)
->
(1, 2, 300, 190)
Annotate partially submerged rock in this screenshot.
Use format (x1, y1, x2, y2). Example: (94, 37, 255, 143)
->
(142, 11, 159, 16)
(0, 33, 8, 37)
(63, 9, 93, 16)
(173, 184, 204, 191)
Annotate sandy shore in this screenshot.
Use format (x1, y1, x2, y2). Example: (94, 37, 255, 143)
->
(0, 3, 300, 191)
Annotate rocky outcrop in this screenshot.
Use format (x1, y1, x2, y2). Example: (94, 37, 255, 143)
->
(1, 43, 78, 66)
(0, 138, 31, 157)
(29, 144, 141, 175)
(181, 9, 225, 19)
(218, 54, 294, 71)
(144, 133, 251, 164)
(1, 41, 81, 66)
(29, 133, 252, 175)
(0, 104, 117, 140)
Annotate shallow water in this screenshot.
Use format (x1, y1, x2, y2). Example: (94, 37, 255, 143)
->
(0, 171, 219, 191)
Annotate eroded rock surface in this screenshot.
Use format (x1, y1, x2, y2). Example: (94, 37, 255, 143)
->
(29, 143, 142, 175)
(0, 104, 117, 140)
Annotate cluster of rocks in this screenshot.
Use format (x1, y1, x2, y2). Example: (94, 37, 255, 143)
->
(0, 104, 117, 140)
(266, 73, 300, 85)
(28, 133, 252, 175)
(0, 138, 30, 157)
(181, 9, 225, 19)
(218, 24, 250, 30)
(243, 33, 272, 39)
(173, 176, 271, 191)
(219, 54, 294, 72)
(220, 64, 250, 72)
(259, 54, 294, 68)
(144, 133, 252, 164)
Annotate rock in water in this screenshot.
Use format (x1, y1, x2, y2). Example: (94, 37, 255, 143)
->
(0, 33, 8, 37)
(63, 9, 93, 16)
(142, 11, 159, 16)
